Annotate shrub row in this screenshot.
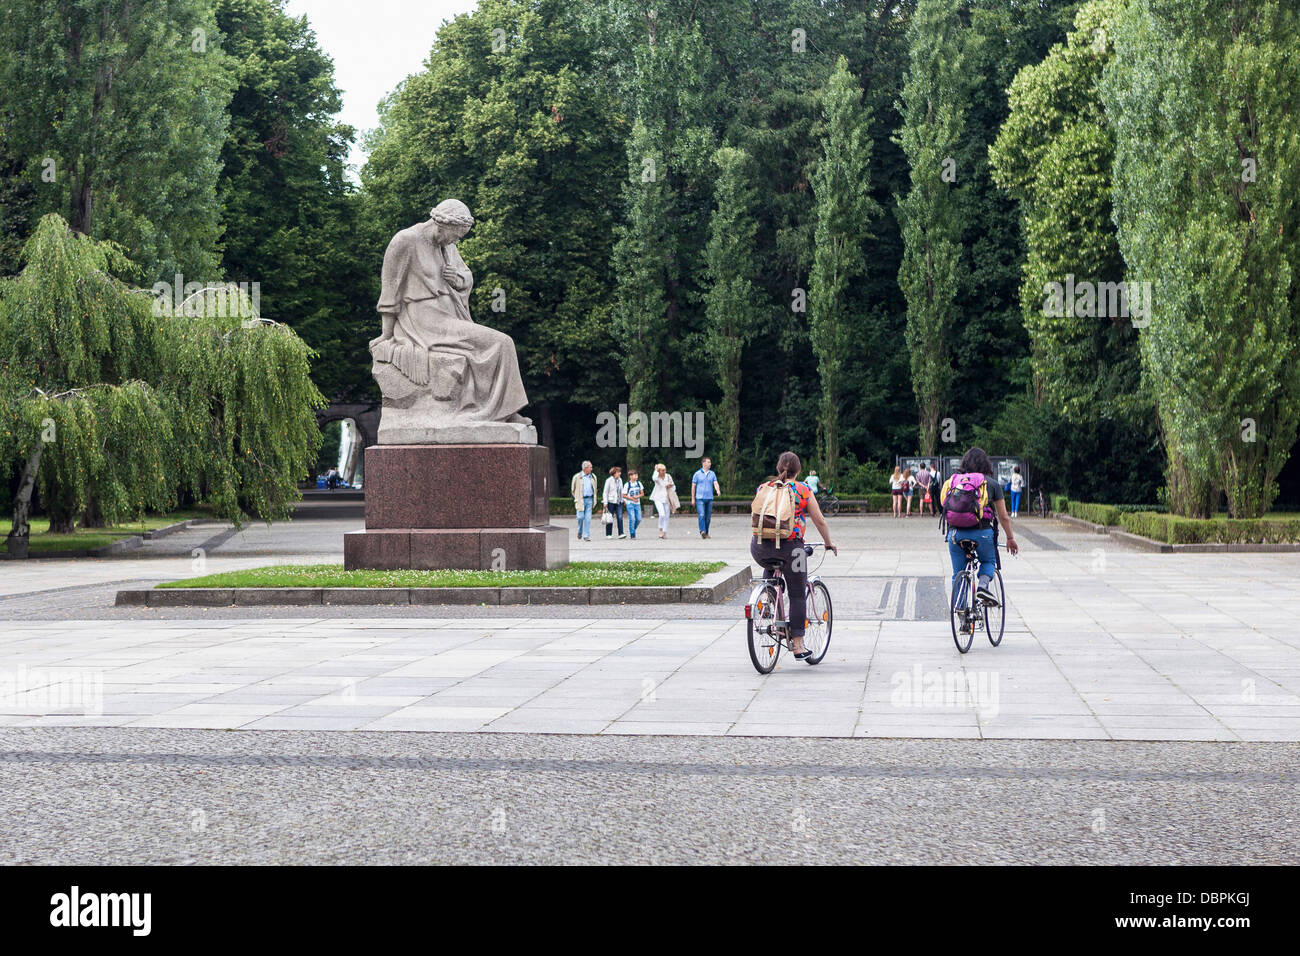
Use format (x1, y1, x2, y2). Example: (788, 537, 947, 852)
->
(1066, 501, 1124, 526)
(1120, 512, 1300, 544)
(1066, 501, 1166, 526)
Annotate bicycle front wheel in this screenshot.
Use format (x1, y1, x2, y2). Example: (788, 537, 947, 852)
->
(983, 569, 1006, 646)
(803, 580, 833, 665)
(950, 573, 975, 654)
(825, 496, 840, 517)
(747, 585, 782, 674)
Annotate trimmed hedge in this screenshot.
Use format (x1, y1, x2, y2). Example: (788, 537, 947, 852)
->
(1067, 501, 1123, 526)
(1066, 501, 1167, 526)
(1050, 494, 1069, 514)
(1120, 511, 1300, 544)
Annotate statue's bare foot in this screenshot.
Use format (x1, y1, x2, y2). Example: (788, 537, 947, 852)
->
(507, 413, 532, 426)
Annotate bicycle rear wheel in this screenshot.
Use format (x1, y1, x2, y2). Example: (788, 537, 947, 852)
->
(950, 573, 975, 654)
(747, 585, 782, 674)
(983, 570, 1006, 646)
(825, 495, 840, 517)
(803, 580, 833, 665)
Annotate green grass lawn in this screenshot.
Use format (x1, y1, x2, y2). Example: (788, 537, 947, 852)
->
(2, 511, 209, 555)
(159, 560, 726, 589)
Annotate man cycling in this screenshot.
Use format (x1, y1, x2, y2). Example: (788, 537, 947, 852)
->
(939, 447, 1018, 605)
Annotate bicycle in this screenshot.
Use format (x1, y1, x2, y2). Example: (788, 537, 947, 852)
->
(816, 487, 840, 516)
(1031, 488, 1046, 518)
(745, 543, 834, 673)
(949, 535, 1006, 654)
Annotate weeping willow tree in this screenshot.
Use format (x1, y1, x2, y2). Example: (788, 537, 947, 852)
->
(0, 214, 324, 556)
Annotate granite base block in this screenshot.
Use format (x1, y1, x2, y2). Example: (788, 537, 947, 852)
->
(363, 443, 551, 529)
(345, 526, 568, 571)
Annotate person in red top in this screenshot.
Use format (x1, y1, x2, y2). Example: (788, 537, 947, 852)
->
(749, 451, 837, 660)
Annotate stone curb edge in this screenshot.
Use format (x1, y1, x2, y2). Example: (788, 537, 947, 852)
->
(115, 565, 754, 608)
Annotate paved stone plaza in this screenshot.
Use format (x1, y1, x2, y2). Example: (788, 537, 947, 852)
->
(3, 506, 1299, 862)
(2, 510, 1300, 739)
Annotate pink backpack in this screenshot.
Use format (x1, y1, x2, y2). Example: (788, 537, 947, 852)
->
(942, 472, 991, 529)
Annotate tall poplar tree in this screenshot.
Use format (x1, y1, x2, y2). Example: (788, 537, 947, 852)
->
(1103, 0, 1300, 517)
(895, 0, 967, 456)
(809, 56, 879, 478)
(703, 146, 763, 491)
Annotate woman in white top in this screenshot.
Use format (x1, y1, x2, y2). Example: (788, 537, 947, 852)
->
(602, 466, 626, 538)
(1009, 465, 1025, 517)
(650, 463, 677, 538)
(890, 466, 905, 517)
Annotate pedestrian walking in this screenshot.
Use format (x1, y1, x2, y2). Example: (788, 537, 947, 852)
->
(603, 466, 626, 538)
(570, 460, 597, 541)
(691, 457, 720, 538)
(1010, 464, 1024, 517)
(651, 463, 678, 538)
(624, 470, 644, 539)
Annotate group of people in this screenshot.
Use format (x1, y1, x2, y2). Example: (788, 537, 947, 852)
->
(889, 461, 1027, 518)
(889, 462, 941, 517)
(753, 447, 1019, 658)
(569, 458, 722, 541)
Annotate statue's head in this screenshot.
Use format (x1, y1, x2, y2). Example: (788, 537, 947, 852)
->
(430, 199, 474, 242)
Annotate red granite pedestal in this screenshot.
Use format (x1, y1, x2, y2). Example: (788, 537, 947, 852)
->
(344, 444, 568, 570)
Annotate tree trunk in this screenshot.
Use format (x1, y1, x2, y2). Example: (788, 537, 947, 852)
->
(6, 445, 43, 559)
(81, 497, 106, 528)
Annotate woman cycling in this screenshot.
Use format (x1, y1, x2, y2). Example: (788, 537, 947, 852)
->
(750, 451, 837, 659)
(940, 447, 1019, 606)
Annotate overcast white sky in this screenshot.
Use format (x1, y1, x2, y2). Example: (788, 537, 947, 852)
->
(282, 0, 479, 175)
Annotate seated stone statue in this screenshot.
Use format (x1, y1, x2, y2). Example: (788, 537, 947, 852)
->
(370, 199, 534, 443)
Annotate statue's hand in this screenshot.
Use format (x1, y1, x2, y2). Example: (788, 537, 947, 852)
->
(441, 264, 465, 289)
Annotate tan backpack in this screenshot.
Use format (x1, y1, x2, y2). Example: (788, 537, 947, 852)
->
(751, 480, 798, 540)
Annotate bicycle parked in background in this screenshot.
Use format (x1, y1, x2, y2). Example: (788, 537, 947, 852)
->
(816, 487, 840, 517)
(745, 543, 834, 673)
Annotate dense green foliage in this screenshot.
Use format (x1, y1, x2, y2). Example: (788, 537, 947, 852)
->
(0, 0, 233, 280)
(1103, 0, 1300, 518)
(5, 0, 1300, 524)
(0, 216, 322, 541)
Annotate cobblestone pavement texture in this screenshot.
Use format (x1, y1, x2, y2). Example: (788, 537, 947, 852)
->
(1, 728, 1295, 864)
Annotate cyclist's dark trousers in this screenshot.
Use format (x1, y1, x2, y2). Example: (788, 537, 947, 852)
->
(750, 535, 807, 638)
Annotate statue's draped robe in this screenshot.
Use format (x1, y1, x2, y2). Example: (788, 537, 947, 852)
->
(372, 223, 528, 421)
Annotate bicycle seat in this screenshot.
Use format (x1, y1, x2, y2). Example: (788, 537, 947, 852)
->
(959, 538, 978, 553)
(757, 557, 785, 572)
